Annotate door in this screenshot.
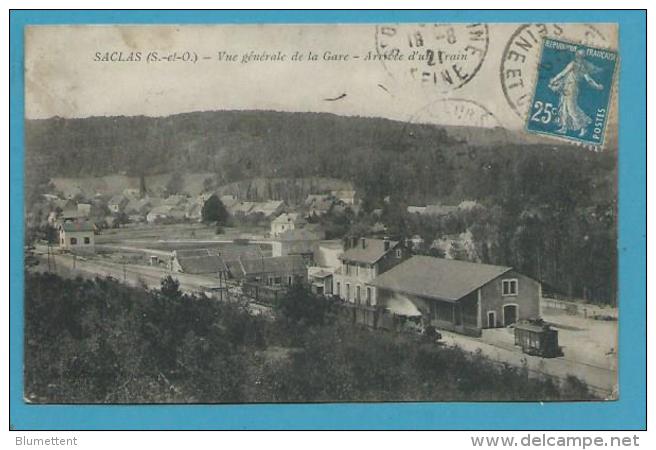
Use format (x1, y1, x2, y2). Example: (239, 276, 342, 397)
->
(487, 311, 496, 328)
(503, 305, 518, 326)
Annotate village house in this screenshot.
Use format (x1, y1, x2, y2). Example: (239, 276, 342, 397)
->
(308, 267, 335, 296)
(331, 189, 358, 205)
(230, 201, 256, 216)
(250, 200, 285, 218)
(146, 205, 185, 224)
(271, 229, 323, 263)
(368, 256, 541, 337)
(431, 230, 479, 261)
(108, 194, 128, 213)
(58, 221, 95, 253)
(270, 212, 306, 237)
(123, 188, 142, 200)
(227, 255, 307, 286)
(408, 234, 425, 250)
(184, 201, 203, 222)
(306, 240, 343, 297)
(333, 237, 409, 307)
(163, 194, 188, 207)
(304, 194, 334, 217)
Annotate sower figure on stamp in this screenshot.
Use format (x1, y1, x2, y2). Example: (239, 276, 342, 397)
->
(548, 49, 604, 137)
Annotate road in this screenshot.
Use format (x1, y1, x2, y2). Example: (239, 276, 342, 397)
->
(440, 328, 617, 398)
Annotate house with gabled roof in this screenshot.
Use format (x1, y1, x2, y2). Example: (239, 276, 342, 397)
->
(368, 256, 541, 337)
(333, 237, 409, 307)
(230, 201, 257, 216)
(58, 220, 96, 253)
(304, 194, 334, 217)
(108, 194, 128, 213)
(270, 212, 306, 237)
(251, 200, 285, 218)
(271, 229, 324, 262)
(227, 255, 307, 287)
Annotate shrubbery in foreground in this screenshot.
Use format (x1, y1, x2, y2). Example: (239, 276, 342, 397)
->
(24, 272, 594, 403)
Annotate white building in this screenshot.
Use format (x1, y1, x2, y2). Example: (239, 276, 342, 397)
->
(270, 212, 306, 237)
(58, 221, 95, 253)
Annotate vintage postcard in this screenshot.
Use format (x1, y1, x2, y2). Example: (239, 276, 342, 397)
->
(23, 23, 619, 405)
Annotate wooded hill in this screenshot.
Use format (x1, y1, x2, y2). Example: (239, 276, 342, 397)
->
(25, 110, 618, 304)
(25, 110, 616, 206)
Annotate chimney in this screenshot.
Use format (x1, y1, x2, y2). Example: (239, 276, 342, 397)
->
(361, 237, 366, 249)
(383, 237, 390, 251)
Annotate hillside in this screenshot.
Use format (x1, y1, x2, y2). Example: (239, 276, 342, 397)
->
(25, 109, 616, 207)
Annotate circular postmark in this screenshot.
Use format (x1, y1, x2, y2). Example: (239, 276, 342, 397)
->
(375, 24, 489, 93)
(408, 98, 501, 129)
(393, 98, 502, 154)
(500, 24, 608, 119)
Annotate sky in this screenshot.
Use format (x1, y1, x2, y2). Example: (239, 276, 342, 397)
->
(24, 23, 617, 129)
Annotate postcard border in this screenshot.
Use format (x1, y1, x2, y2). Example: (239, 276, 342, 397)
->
(8, 9, 647, 431)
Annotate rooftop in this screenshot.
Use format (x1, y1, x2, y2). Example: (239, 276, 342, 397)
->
(368, 255, 512, 302)
(60, 221, 95, 233)
(230, 255, 306, 279)
(176, 253, 227, 275)
(340, 238, 398, 264)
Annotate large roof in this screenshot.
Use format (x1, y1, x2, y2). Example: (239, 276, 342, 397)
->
(60, 221, 95, 232)
(217, 244, 263, 262)
(368, 255, 512, 302)
(340, 238, 398, 264)
(175, 252, 227, 275)
(233, 255, 306, 278)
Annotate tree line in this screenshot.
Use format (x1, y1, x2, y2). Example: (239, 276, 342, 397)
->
(25, 272, 594, 403)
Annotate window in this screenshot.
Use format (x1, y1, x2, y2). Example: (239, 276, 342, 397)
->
(288, 276, 292, 286)
(336, 282, 341, 296)
(366, 287, 372, 306)
(346, 283, 351, 301)
(70, 237, 77, 245)
(84, 237, 90, 244)
(502, 279, 518, 296)
(395, 249, 402, 258)
(356, 285, 361, 304)
(355, 265, 359, 276)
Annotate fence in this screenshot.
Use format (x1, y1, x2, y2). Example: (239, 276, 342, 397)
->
(541, 298, 618, 320)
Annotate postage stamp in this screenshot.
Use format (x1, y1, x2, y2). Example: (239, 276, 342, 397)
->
(525, 37, 618, 146)
(500, 24, 608, 119)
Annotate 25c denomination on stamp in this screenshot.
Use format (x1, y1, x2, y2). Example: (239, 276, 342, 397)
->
(500, 24, 608, 119)
(525, 38, 618, 146)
